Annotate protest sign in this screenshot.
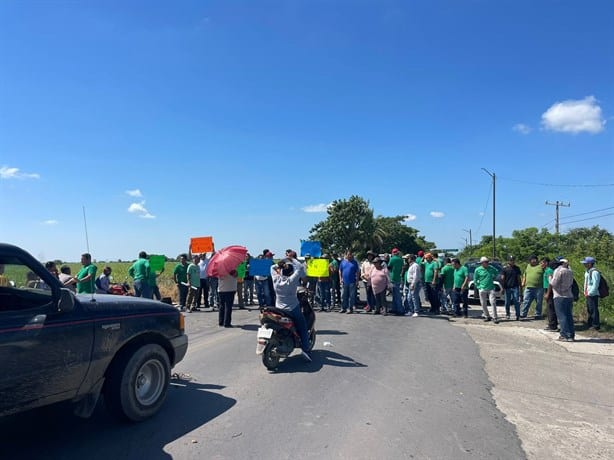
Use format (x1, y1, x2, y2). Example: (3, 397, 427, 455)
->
(306, 258, 329, 277)
(149, 255, 165, 273)
(190, 236, 214, 253)
(300, 240, 322, 258)
(248, 258, 273, 277)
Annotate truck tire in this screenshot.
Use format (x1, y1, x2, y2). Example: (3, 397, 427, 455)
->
(105, 343, 171, 422)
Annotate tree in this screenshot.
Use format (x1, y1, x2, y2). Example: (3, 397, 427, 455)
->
(372, 216, 433, 255)
(309, 196, 376, 256)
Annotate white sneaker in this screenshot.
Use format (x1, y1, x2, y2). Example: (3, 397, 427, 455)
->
(412, 313, 419, 317)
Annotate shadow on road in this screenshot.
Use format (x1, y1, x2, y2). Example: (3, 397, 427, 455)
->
(316, 329, 348, 335)
(270, 349, 367, 374)
(0, 380, 236, 460)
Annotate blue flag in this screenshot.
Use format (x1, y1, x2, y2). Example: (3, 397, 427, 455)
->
(300, 240, 322, 258)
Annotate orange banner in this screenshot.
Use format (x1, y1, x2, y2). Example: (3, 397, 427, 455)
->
(190, 236, 214, 253)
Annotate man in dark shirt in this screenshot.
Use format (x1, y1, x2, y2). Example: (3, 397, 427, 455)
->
(501, 256, 522, 320)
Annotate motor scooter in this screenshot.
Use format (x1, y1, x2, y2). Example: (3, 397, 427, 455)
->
(256, 287, 316, 370)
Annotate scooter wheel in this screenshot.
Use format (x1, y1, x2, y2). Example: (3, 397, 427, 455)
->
(262, 343, 280, 370)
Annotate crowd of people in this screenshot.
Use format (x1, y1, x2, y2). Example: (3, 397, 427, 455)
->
(32, 246, 605, 344)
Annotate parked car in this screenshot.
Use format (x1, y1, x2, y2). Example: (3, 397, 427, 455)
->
(464, 260, 504, 303)
(0, 243, 188, 422)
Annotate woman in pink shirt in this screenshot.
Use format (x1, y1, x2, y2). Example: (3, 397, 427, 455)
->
(370, 257, 392, 315)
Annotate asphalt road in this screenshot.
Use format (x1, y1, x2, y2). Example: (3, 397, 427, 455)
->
(0, 306, 525, 460)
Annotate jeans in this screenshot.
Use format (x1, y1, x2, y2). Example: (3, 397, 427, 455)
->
(318, 280, 331, 308)
(237, 280, 244, 306)
(451, 288, 468, 316)
(425, 282, 440, 312)
(255, 279, 272, 306)
(586, 295, 600, 328)
(152, 284, 161, 301)
(177, 283, 188, 308)
(197, 278, 210, 308)
(521, 287, 544, 317)
(439, 287, 452, 312)
(546, 295, 557, 329)
(287, 305, 311, 353)
(331, 277, 341, 305)
(341, 282, 357, 311)
(479, 289, 497, 319)
(243, 279, 254, 304)
(218, 291, 235, 327)
(134, 279, 152, 299)
(554, 297, 574, 339)
(208, 277, 219, 308)
(364, 281, 376, 310)
(504, 287, 521, 318)
(391, 282, 402, 313)
(405, 282, 422, 314)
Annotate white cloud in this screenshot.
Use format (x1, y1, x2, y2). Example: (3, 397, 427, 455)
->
(0, 166, 40, 180)
(513, 123, 532, 134)
(128, 201, 156, 219)
(430, 211, 445, 218)
(126, 189, 143, 198)
(302, 203, 331, 213)
(541, 96, 605, 134)
(404, 214, 417, 222)
(43, 219, 58, 225)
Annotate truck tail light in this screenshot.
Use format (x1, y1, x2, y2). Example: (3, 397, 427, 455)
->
(179, 313, 185, 332)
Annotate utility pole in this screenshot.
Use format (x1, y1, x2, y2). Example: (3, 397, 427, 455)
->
(481, 168, 496, 259)
(545, 200, 571, 234)
(463, 228, 472, 248)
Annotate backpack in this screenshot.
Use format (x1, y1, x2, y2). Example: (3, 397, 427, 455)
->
(571, 278, 580, 302)
(590, 269, 610, 299)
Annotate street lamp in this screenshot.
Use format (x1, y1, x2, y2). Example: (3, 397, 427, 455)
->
(481, 168, 496, 259)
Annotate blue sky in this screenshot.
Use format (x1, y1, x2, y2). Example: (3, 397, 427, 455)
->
(1, 0, 613, 262)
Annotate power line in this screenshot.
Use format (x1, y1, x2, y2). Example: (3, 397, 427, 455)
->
(498, 177, 614, 188)
(559, 213, 614, 226)
(559, 206, 614, 221)
(475, 181, 492, 238)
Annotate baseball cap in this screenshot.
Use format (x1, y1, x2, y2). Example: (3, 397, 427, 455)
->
(391, 248, 399, 254)
(417, 250, 424, 257)
(558, 258, 569, 264)
(264, 250, 274, 257)
(581, 256, 596, 264)
(480, 256, 489, 263)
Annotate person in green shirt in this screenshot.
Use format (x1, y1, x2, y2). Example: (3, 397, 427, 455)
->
(128, 251, 151, 298)
(388, 248, 404, 314)
(236, 260, 247, 309)
(474, 256, 500, 323)
(76, 252, 97, 294)
(520, 255, 545, 319)
(439, 258, 455, 314)
(173, 254, 189, 310)
(422, 253, 441, 313)
(186, 255, 201, 312)
(451, 258, 469, 317)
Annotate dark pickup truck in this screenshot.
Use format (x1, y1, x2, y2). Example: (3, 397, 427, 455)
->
(0, 243, 188, 422)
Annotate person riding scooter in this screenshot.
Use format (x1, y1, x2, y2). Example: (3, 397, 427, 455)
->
(270, 257, 313, 362)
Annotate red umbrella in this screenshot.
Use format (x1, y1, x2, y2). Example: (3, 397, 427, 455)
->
(206, 245, 248, 277)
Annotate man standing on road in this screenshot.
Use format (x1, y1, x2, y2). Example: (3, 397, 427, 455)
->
(405, 254, 422, 316)
(520, 255, 544, 319)
(330, 254, 341, 307)
(581, 256, 602, 331)
(501, 256, 522, 320)
(439, 257, 455, 314)
(474, 256, 499, 323)
(422, 253, 440, 313)
(197, 253, 211, 310)
(451, 258, 469, 317)
(186, 255, 201, 312)
(173, 254, 189, 311)
(388, 248, 404, 315)
(128, 251, 152, 298)
(550, 258, 575, 341)
(339, 250, 360, 314)
(542, 257, 559, 331)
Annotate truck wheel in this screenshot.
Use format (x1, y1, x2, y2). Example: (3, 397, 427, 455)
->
(105, 343, 170, 422)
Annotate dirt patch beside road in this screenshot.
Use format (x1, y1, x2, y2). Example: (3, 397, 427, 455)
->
(452, 319, 614, 460)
